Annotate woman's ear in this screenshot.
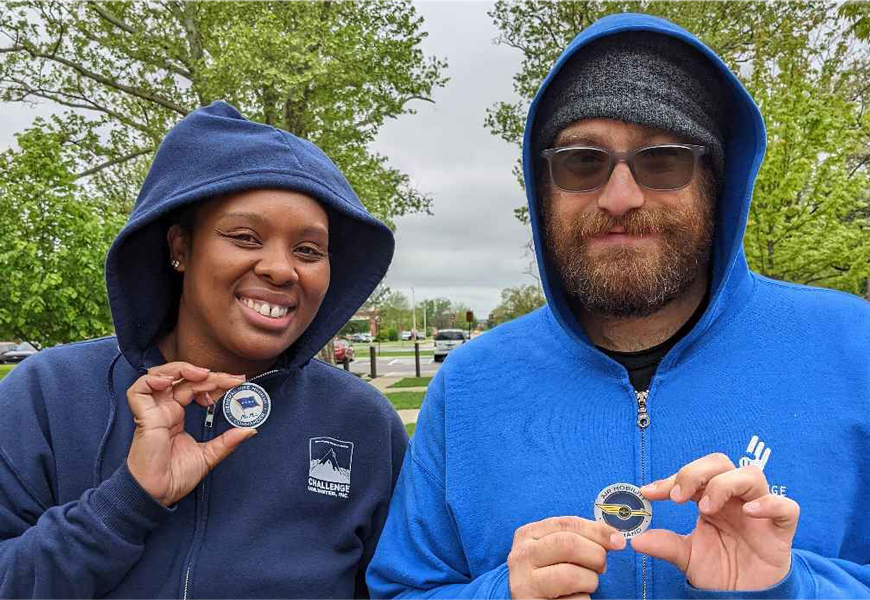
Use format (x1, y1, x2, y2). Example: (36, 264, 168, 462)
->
(166, 224, 189, 272)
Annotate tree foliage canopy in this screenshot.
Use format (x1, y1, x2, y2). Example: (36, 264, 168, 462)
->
(486, 1, 870, 295)
(488, 284, 546, 327)
(0, 122, 123, 347)
(0, 1, 447, 346)
(0, 0, 447, 226)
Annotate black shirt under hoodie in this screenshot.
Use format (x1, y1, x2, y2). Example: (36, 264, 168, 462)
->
(599, 290, 709, 392)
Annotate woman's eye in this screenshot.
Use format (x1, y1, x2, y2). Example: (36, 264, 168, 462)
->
(218, 230, 260, 245)
(296, 245, 327, 259)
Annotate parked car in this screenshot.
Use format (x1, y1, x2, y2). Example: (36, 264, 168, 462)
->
(400, 331, 412, 341)
(334, 339, 355, 365)
(433, 329, 467, 362)
(2, 342, 38, 363)
(0, 342, 17, 358)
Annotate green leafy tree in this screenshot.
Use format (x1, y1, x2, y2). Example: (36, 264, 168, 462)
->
(486, 1, 870, 295)
(380, 289, 410, 332)
(0, 121, 124, 347)
(362, 283, 392, 314)
(420, 297, 453, 330)
(489, 284, 547, 327)
(0, 1, 447, 227)
(338, 319, 371, 337)
(450, 301, 473, 331)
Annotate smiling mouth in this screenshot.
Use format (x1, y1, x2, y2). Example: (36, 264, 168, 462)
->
(238, 296, 294, 319)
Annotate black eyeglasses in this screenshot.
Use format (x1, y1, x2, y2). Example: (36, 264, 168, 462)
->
(540, 144, 707, 192)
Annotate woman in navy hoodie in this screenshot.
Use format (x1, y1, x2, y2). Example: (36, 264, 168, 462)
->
(0, 101, 407, 598)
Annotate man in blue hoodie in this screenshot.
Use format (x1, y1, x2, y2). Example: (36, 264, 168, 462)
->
(367, 14, 870, 599)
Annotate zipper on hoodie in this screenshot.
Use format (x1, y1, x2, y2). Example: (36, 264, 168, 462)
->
(635, 389, 650, 600)
(181, 369, 281, 598)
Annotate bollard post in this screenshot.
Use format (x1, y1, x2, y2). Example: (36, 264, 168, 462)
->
(369, 344, 378, 379)
(414, 342, 421, 378)
(343, 359, 350, 371)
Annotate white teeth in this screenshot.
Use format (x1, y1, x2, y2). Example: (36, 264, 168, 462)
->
(241, 297, 289, 319)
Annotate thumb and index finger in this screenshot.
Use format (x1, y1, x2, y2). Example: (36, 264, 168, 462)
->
(128, 362, 246, 417)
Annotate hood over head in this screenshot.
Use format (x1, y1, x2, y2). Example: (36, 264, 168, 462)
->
(105, 101, 394, 371)
(523, 13, 766, 351)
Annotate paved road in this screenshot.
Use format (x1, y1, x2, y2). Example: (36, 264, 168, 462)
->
(349, 354, 440, 378)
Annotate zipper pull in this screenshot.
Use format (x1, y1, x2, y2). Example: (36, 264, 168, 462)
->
(636, 390, 650, 429)
(205, 403, 216, 428)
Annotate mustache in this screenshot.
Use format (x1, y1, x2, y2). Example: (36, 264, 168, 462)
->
(573, 207, 692, 239)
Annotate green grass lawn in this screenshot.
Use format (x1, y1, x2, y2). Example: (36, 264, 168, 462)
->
(404, 422, 416, 437)
(389, 376, 432, 388)
(385, 391, 425, 410)
(0, 364, 14, 381)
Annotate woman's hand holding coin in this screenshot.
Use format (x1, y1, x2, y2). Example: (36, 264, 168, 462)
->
(126, 362, 256, 507)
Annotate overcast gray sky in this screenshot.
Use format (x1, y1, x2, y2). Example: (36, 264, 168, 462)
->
(371, 1, 534, 318)
(0, 1, 535, 318)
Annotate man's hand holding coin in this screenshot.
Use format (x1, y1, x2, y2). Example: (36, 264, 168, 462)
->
(632, 452, 800, 591)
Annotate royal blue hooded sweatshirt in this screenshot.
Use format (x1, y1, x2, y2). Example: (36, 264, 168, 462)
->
(366, 14, 870, 600)
(0, 101, 407, 598)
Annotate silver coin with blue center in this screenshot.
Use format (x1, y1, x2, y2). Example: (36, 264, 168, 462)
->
(223, 382, 271, 429)
(593, 482, 652, 538)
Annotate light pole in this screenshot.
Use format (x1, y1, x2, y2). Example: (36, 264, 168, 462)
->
(411, 287, 417, 340)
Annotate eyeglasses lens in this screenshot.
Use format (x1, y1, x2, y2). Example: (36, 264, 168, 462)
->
(551, 148, 610, 192)
(634, 146, 694, 190)
(550, 146, 696, 191)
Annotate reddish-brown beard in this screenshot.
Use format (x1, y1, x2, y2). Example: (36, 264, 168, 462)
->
(544, 186, 715, 318)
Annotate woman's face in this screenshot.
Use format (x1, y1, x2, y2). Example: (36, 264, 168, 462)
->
(169, 189, 330, 370)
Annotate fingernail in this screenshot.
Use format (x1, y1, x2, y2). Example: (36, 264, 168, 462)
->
(232, 373, 246, 379)
(610, 533, 626, 549)
(193, 366, 210, 373)
(640, 481, 655, 493)
(744, 501, 760, 513)
(699, 495, 711, 512)
(670, 484, 682, 502)
(205, 392, 214, 406)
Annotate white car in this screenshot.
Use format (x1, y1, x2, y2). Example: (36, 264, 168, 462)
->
(433, 329, 467, 362)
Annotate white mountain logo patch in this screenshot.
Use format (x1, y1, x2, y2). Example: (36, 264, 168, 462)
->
(308, 437, 354, 499)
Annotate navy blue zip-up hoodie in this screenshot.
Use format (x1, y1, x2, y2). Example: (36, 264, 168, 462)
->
(0, 101, 407, 598)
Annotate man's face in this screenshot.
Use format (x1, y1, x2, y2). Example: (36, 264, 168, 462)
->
(542, 118, 716, 318)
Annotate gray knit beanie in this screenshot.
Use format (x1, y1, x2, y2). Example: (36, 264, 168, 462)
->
(534, 31, 726, 180)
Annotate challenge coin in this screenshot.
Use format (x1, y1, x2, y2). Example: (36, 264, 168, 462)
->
(223, 382, 271, 429)
(594, 482, 652, 538)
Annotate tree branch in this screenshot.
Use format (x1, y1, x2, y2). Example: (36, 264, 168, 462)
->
(353, 95, 434, 130)
(88, 3, 137, 34)
(82, 5, 194, 80)
(2, 78, 152, 134)
(17, 38, 189, 115)
(74, 146, 154, 180)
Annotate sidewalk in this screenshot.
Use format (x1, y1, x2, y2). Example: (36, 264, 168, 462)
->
(367, 377, 427, 425)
